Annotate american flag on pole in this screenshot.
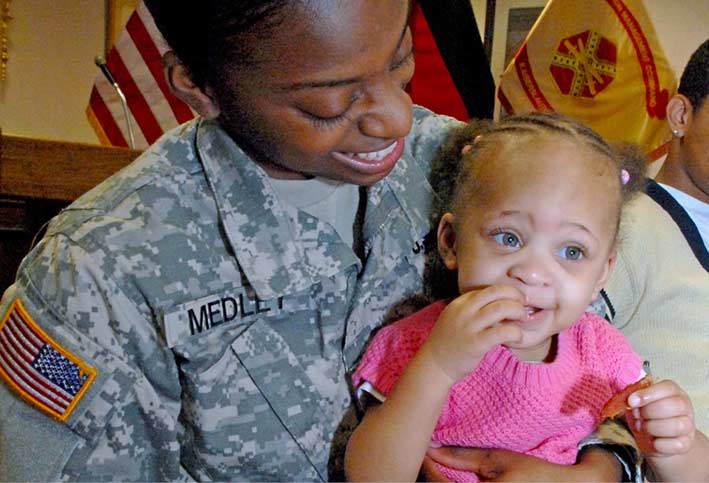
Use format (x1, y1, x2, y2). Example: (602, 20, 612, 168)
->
(86, 1, 195, 149)
(497, 0, 677, 160)
(0, 300, 97, 422)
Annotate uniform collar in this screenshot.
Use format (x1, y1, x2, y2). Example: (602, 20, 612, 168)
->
(195, 119, 433, 299)
(378, 145, 434, 233)
(196, 120, 355, 299)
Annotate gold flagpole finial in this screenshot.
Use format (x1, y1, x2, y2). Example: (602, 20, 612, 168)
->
(1, 0, 12, 82)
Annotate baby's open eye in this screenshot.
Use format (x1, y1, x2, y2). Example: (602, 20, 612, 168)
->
(492, 232, 520, 248)
(559, 246, 585, 260)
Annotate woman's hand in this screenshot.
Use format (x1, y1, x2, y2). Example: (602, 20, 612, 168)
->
(417, 285, 526, 384)
(422, 446, 622, 482)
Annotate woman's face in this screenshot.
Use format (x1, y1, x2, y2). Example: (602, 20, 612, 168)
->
(210, 0, 415, 186)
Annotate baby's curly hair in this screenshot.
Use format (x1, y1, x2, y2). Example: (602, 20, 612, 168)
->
(432, 112, 646, 225)
(426, 111, 648, 299)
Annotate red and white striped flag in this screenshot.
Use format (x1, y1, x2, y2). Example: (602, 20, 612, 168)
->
(86, 1, 195, 149)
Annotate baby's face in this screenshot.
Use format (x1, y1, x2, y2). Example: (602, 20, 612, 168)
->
(449, 136, 619, 361)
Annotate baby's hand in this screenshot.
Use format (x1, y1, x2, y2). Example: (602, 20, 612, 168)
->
(627, 379, 696, 457)
(417, 285, 525, 384)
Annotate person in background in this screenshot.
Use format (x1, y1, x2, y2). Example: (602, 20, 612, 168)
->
(0, 1, 642, 481)
(345, 113, 709, 482)
(601, 38, 709, 442)
(654, 38, 709, 257)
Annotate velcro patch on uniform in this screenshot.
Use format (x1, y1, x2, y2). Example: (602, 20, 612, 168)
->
(164, 289, 285, 348)
(0, 299, 97, 422)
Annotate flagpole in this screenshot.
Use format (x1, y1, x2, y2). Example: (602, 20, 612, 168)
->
(94, 55, 136, 149)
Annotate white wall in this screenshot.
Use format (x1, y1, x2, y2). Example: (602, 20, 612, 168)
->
(0, 1, 706, 145)
(644, 0, 708, 76)
(0, 0, 105, 143)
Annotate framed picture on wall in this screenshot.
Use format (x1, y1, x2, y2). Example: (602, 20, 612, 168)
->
(486, 0, 547, 118)
(107, 0, 140, 51)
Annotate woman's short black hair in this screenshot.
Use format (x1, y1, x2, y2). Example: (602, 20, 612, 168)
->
(144, 0, 291, 88)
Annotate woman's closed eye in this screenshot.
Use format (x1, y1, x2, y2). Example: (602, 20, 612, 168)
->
(301, 39, 413, 131)
(301, 90, 362, 130)
(391, 47, 414, 72)
(305, 109, 352, 130)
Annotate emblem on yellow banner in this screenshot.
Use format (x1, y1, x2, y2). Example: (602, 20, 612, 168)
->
(550, 30, 617, 99)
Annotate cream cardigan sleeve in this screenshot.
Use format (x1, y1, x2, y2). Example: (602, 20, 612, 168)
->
(605, 193, 709, 433)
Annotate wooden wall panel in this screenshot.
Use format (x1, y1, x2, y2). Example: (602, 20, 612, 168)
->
(0, 132, 140, 292)
(0, 134, 140, 201)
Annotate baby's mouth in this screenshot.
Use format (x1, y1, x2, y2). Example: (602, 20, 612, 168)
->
(525, 305, 543, 317)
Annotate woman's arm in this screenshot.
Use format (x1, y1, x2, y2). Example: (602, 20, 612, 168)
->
(0, 239, 185, 481)
(422, 445, 623, 482)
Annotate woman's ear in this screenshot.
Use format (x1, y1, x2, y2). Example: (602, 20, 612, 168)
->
(163, 51, 220, 119)
(666, 94, 693, 137)
(437, 212, 459, 271)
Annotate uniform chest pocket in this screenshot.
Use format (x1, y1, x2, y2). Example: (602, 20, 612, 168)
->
(342, 211, 435, 368)
(362, 208, 433, 300)
(178, 308, 344, 482)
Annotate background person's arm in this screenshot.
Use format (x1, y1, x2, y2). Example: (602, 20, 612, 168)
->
(603, 193, 709, 434)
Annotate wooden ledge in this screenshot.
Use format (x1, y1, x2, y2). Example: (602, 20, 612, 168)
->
(0, 132, 141, 202)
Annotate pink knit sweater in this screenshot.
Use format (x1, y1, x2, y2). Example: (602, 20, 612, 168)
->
(353, 300, 643, 482)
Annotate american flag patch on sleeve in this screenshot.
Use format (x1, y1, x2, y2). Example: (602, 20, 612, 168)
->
(0, 299, 97, 422)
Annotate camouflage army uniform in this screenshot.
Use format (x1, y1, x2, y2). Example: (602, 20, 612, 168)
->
(0, 106, 459, 481)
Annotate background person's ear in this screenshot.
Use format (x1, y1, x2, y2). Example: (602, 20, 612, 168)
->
(666, 94, 693, 137)
(437, 213, 459, 271)
(163, 51, 220, 119)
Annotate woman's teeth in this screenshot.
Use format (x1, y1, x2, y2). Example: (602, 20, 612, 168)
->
(346, 142, 397, 161)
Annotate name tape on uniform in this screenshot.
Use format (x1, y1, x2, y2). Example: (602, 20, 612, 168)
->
(164, 289, 284, 348)
(0, 299, 97, 422)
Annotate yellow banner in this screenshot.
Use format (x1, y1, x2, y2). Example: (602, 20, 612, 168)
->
(498, 0, 677, 159)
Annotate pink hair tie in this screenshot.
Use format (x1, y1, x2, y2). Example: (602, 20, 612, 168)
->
(621, 169, 630, 185)
(461, 135, 484, 155)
